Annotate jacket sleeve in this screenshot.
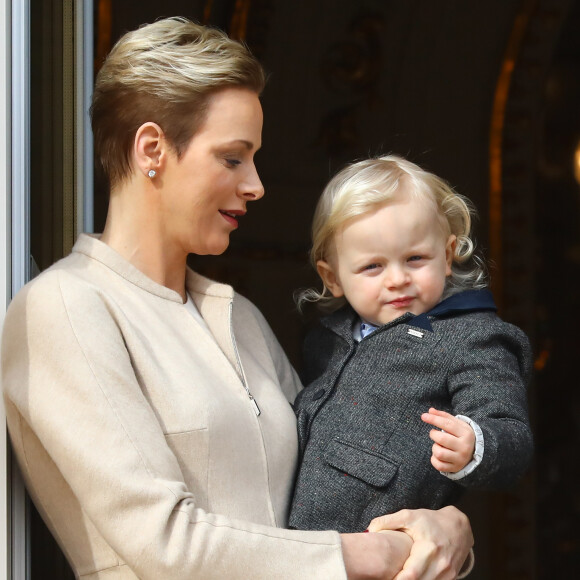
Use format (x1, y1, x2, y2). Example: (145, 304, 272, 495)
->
(1, 272, 346, 580)
(445, 317, 534, 489)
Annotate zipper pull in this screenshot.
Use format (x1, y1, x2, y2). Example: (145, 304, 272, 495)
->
(249, 395, 261, 416)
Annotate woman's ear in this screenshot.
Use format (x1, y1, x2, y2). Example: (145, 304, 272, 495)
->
(133, 122, 167, 178)
(445, 234, 457, 276)
(316, 260, 344, 298)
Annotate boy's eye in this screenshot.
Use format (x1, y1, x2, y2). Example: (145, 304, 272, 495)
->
(408, 255, 423, 262)
(363, 263, 380, 271)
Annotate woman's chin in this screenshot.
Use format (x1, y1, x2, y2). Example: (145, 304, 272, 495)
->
(193, 238, 231, 256)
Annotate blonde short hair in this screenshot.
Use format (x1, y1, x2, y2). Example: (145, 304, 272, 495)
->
(90, 17, 265, 188)
(299, 155, 488, 311)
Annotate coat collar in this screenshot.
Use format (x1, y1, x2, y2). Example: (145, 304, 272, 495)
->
(72, 233, 234, 304)
(410, 289, 496, 331)
(321, 289, 496, 337)
(72, 234, 241, 375)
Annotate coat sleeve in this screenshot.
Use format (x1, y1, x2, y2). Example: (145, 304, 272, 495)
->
(445, 317, 534, 489)
(1, 272, 346, 580)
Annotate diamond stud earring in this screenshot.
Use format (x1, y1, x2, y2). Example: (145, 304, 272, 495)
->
(148, 169, 156, 178)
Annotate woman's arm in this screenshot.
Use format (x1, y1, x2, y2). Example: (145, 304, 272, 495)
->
(368, 506, 474, 579)
(342, 531, 412, 579)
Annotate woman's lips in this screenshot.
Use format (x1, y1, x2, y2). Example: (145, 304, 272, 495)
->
(219, 210, 245, 228)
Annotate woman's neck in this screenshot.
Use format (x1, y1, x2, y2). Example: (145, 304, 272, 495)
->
(101, 182, 188, 302)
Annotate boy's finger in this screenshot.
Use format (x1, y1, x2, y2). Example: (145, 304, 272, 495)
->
(429, 430, 459, 450)
(432, 443, 458, 464)
(427, 407, 454, 419)
(421, 412, 463, 435)
(431, 456, 456, 472)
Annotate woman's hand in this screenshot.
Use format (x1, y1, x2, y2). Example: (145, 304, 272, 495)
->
(341, 530, 412, 579)
(367, 506, 474, 579)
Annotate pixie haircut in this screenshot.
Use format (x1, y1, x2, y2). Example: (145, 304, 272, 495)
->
(299, 155, 488, 311)
(90, 17, 266, 188)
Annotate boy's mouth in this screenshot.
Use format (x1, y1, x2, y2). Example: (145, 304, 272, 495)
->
(389, 296, 414, 308)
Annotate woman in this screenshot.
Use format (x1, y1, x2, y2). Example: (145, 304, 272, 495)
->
(2, 17, 473, 579)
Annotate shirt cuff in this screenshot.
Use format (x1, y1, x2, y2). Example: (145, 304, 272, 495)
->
(440, 415, 484, 481)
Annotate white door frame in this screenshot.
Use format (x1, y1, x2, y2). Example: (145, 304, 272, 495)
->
(9, 0, 31, 576)
(0, 0, 10, 579)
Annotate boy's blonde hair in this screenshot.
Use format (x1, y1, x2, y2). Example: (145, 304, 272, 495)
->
(299, 155, 488, 311)
(91, 17, 265, 188)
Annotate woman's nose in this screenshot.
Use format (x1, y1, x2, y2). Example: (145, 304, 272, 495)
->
(239, 164, 265, 201)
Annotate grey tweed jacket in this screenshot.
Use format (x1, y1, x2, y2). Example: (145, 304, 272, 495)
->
(288, 290, 533, 533)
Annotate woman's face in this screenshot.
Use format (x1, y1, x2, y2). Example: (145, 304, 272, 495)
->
(161, 87, 264, 256)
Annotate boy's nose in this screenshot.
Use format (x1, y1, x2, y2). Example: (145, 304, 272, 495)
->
(385, 265, 409, 288)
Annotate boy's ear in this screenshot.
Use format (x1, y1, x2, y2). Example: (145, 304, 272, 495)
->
(316, 260, 344, 298)
(445, 234, 457, 276)
(133, 122, 167, 178)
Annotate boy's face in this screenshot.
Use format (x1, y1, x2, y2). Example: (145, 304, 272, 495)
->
(317, 194, 456, 326)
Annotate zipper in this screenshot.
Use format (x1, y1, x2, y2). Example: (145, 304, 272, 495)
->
(228, 301, 261, 416)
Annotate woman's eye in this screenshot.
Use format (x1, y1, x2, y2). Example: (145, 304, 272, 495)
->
(224, 158, 241, 168)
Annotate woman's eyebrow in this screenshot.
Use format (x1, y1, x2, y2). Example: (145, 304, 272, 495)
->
(221, 139, 255, 149)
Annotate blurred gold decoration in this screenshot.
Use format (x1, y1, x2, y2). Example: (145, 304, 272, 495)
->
(573, 138, 580, 185)
(489, 0, 535, 313)
(203, 0, 215, 24)
(95, 0, 113, 73)
(203, 0, 251, 40)
(230, 0, 251, 40)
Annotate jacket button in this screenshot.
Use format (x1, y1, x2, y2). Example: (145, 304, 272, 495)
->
(313, 389, 325, 400)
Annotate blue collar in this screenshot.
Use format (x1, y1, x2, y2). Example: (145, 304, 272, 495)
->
(410, 289, 496, 332)
(322, 289, 496, 338)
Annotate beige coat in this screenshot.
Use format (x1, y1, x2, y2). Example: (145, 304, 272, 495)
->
(2, 235, 346, 579)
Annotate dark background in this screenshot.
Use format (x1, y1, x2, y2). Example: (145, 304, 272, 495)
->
(28, 1, 580, 578)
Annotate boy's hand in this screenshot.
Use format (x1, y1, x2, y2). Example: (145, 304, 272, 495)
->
(421, 408, 475, 473)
